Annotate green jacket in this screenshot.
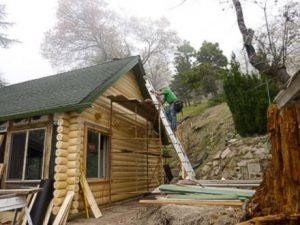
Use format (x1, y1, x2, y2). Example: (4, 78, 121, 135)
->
(162, 87, 177, 104)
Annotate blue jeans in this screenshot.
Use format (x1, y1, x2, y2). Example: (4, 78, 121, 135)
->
(166, 103, 177, 131)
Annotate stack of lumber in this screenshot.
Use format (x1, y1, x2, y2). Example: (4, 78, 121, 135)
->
(139, 184, 254, 207)
(178, 179, 261, 188)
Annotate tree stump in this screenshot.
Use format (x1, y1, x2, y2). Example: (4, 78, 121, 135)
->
(247, 103, 300, 218)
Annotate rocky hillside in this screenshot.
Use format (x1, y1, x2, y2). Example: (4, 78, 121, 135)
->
(175, 103, 272, 180)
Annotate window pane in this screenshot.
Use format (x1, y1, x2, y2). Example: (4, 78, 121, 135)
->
(86, 130, 99, 178)
(25, 129, 45, 180)
(99, 135, 108, 178)
(8, 132, 26, 179)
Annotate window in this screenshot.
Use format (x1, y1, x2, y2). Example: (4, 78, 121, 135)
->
(8, 129, 46, 180)
(86, 129, 109, 179)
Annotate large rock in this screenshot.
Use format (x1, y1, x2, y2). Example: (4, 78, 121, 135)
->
(221, 147, 231, 159)
(243, 151, 254, 159)
(228, 138, 238, 144)
(202, 165, 211, 174)
(254, 147, 266, 155)
(214, 166, 221, 175)
(213, 160, 219, 167)
(237, 160, 248, 167)
(213, 151, 222, 160)
(240, 146, 252, 155)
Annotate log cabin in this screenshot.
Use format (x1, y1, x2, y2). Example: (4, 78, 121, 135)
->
(0, 56, 163, 215)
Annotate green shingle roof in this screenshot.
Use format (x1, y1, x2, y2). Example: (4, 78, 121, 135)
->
(0, 56, 148, 122)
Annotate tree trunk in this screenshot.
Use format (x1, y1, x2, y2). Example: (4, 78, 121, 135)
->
(245, 104, 300, 220)
(231, 1, 300, 223)
(231, 0, 290, 88)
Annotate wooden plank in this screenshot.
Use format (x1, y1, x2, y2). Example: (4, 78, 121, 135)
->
(18, 193, 32, 225)
(20, 189, 38, 225)
(274, 70, 300, 108)
(194, 180, 262, 184)
(0, 135, 4, 146)
(0, 193, 16, 199)
(201, 186, 255, 194)
(0, 188, 43, 195)
(0, 195, 27, 212)
(42, 199, 54, 225)
(81, 174, 102, 218)
(79, 165, 89, 219)
(139, 199, 243, 207)
(0, 164, 5, 180)
(197, 183, 259, 188)
(53, 191, 74, 225)
(166, 194, 239, 200)
(159, 185, 254, 198)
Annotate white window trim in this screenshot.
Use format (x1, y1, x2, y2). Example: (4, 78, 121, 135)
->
(86, 128, 109, 180)
(7, 127, 47, 181)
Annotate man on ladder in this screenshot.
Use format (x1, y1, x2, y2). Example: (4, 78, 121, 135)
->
(151, 84, 178, 132)
(147, 80, 195, 180)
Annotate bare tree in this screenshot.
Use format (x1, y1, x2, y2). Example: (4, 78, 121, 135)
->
(127, 17, 180, 88)
(0, 3, 17, 87)
(0, 70, 7, 87)
(41, 0, 180, 84)
(0, 4, 18, 48)
(232, 0, 290, 87)
(144, 54, 173, 89)
(128, 17, 180, 65)
(41, 0, 131, 70)
(254, 1, 300, 75)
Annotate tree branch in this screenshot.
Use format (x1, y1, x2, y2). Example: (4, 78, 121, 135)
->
(232, 0, 290, 88)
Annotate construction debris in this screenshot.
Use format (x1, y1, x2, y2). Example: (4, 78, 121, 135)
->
(139, 183, 254, 208)
(158, 184, 254, 198)
(178, 179, 261, 188)
(0, 187, 42, 225)
(53, 191, 74, 225)
(79, 173, 102, 218)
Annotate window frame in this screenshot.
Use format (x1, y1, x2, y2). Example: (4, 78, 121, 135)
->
(7, 127, 47, 181)
(84, 124, 110, 181)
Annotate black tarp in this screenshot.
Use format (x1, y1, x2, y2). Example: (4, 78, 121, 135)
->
(30, 124, 57, 225)
(163, 164, 173, 183)
(30, 179, 54, 225)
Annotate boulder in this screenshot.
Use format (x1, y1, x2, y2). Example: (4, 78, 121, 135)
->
(213, 160, 219, 167)
(213, 151, 222, 160)
(243, 151, 254, 159)
(228, 138, 238, 144)
(221, 147, 231, 159)
(237, 160, 248, 167)
(202, 165, 211, 174)
(254, 147, 266, 155)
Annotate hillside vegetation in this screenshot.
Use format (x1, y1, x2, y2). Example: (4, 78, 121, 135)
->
(173, 102, 272, 180)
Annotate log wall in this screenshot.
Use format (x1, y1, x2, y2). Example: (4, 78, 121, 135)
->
(53, 113, 81, 215)
(248, 103, 300, 217)
(53, 71, 162, 213)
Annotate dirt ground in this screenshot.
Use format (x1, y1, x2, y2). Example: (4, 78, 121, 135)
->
(67, 199, 243, 225)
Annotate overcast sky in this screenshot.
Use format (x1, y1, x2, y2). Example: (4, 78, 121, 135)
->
(0, 0, 284, 84)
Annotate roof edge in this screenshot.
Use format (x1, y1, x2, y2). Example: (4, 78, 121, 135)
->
(81, 56, 144, 104)
(0, 102, 91, 122)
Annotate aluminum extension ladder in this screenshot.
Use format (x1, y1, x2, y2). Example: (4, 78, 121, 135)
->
(145, 79, 196, 180)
